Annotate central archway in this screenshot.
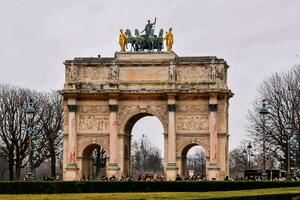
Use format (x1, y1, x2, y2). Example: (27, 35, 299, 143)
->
(122, 112, 165, 177)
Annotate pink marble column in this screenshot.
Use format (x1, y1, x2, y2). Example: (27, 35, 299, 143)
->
(166, 98, 178, 180)
(209, 105, 218, 163)
(168, 104, 176, 164)
(64, 101, 79, 181)
(109, 104, 118, 164)
(107, 99, 120, 177)
(67, 104, 78, 166)
(207, 95, 220, 180)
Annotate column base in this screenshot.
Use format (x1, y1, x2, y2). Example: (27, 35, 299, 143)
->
(64, 163, 79, 181)
(207, 163, 220, 180)
(106, 163, 120, 179)
(165, 163, 178, 180)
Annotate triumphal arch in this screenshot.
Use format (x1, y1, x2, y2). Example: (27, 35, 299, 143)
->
(60, 22, 232, 181)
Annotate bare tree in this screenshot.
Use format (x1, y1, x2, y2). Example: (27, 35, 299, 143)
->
(247, 65, 300, 172)
(131, 136, 163, 176)
(229, 147, 248, 178)
(0, 84, 31, 180)
(92, 146, 106, 179)
(186, 148, 206, 176)
(0, 84, 64, 180)
(38, 91, 63, 178)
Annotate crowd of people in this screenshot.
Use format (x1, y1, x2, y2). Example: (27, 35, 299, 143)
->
(78, 173, 209, 182)
(27, 172, 299, 182)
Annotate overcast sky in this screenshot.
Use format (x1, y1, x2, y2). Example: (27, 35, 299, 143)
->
(1, 0, 299, 153)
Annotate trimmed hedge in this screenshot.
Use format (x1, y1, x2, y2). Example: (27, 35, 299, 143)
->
(212, 194, 300, 200)
(0, 181, 300, 194)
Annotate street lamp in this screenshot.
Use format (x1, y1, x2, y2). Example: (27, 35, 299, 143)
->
(285, 123, 293, 180)
(243, 143, 253, 169)
(259, 100, 269, 172)
(26, 99, 36, 180)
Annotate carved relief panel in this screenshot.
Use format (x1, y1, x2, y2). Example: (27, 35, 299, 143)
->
(176, 103, 209, 133)
(77, 105, 109, 133)
(76, 66, 110, 83)
(119, 66, 168, 83)
(176, 115, 208, 133)
(78, 115, 108, 132)
(66, 64, 78, 83)
(176, 64, 225, 84)
(177, 66, 209, 82)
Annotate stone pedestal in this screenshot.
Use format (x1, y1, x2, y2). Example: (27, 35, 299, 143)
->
(207, 163, 220, 180)
(65, 163, 79, 180)
(106, 163, 120, 178)
(165, 163, 178, 180)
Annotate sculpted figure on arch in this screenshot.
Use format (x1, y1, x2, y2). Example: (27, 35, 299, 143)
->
(119, 29, 127, 52)
(165, 27, 174, 51)
(141, 17, 157, 37)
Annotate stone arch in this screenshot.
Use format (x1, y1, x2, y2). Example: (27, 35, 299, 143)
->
(78, 139, 109, 159)
(179, 143, 208, 178)
(119, 108, 166, 176)
(178, 142, 209, 158)
(119, 107, 167, 134)
(77, 142, 109, 178)
(79, 143, 107, 180)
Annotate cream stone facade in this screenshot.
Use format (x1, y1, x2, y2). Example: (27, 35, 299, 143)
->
(60, 52, 233, 180)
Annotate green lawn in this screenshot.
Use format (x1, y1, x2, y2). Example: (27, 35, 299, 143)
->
(1, 186, 300, 200)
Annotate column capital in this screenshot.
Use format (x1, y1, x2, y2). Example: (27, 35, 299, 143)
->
(208, 104, 218, 112)
(67, 105, 78, 112)
(167, 104, 176, 112)
(109, 104, 118, 112)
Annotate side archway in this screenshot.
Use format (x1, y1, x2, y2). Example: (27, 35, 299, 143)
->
(81, 144, 107, 180)
(179, 143, 208, 179)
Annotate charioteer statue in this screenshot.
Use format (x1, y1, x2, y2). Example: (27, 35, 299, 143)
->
(141, 17, 156, 37)
(118, 18, 174, 52)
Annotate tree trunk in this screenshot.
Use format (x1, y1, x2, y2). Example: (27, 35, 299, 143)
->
(8, 158, 14, 181)
(50, 149, 56, 179)
(15, 164, 20, 180)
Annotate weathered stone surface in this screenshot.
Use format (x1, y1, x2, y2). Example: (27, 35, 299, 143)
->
(60, 52, 233, 181)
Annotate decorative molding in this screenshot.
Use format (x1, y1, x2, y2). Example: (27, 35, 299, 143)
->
(109, 104, 118, 112)
(208, 104, 218, 112)
(176, 104, 209, 113)
(78, 105, 108, 113)
(67, 105, 78, 112)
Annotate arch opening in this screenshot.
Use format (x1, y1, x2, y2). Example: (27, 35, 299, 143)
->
(81, 144, 106, 180)
(181, 144, 206, 179)
(123, 113, 165, 178)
